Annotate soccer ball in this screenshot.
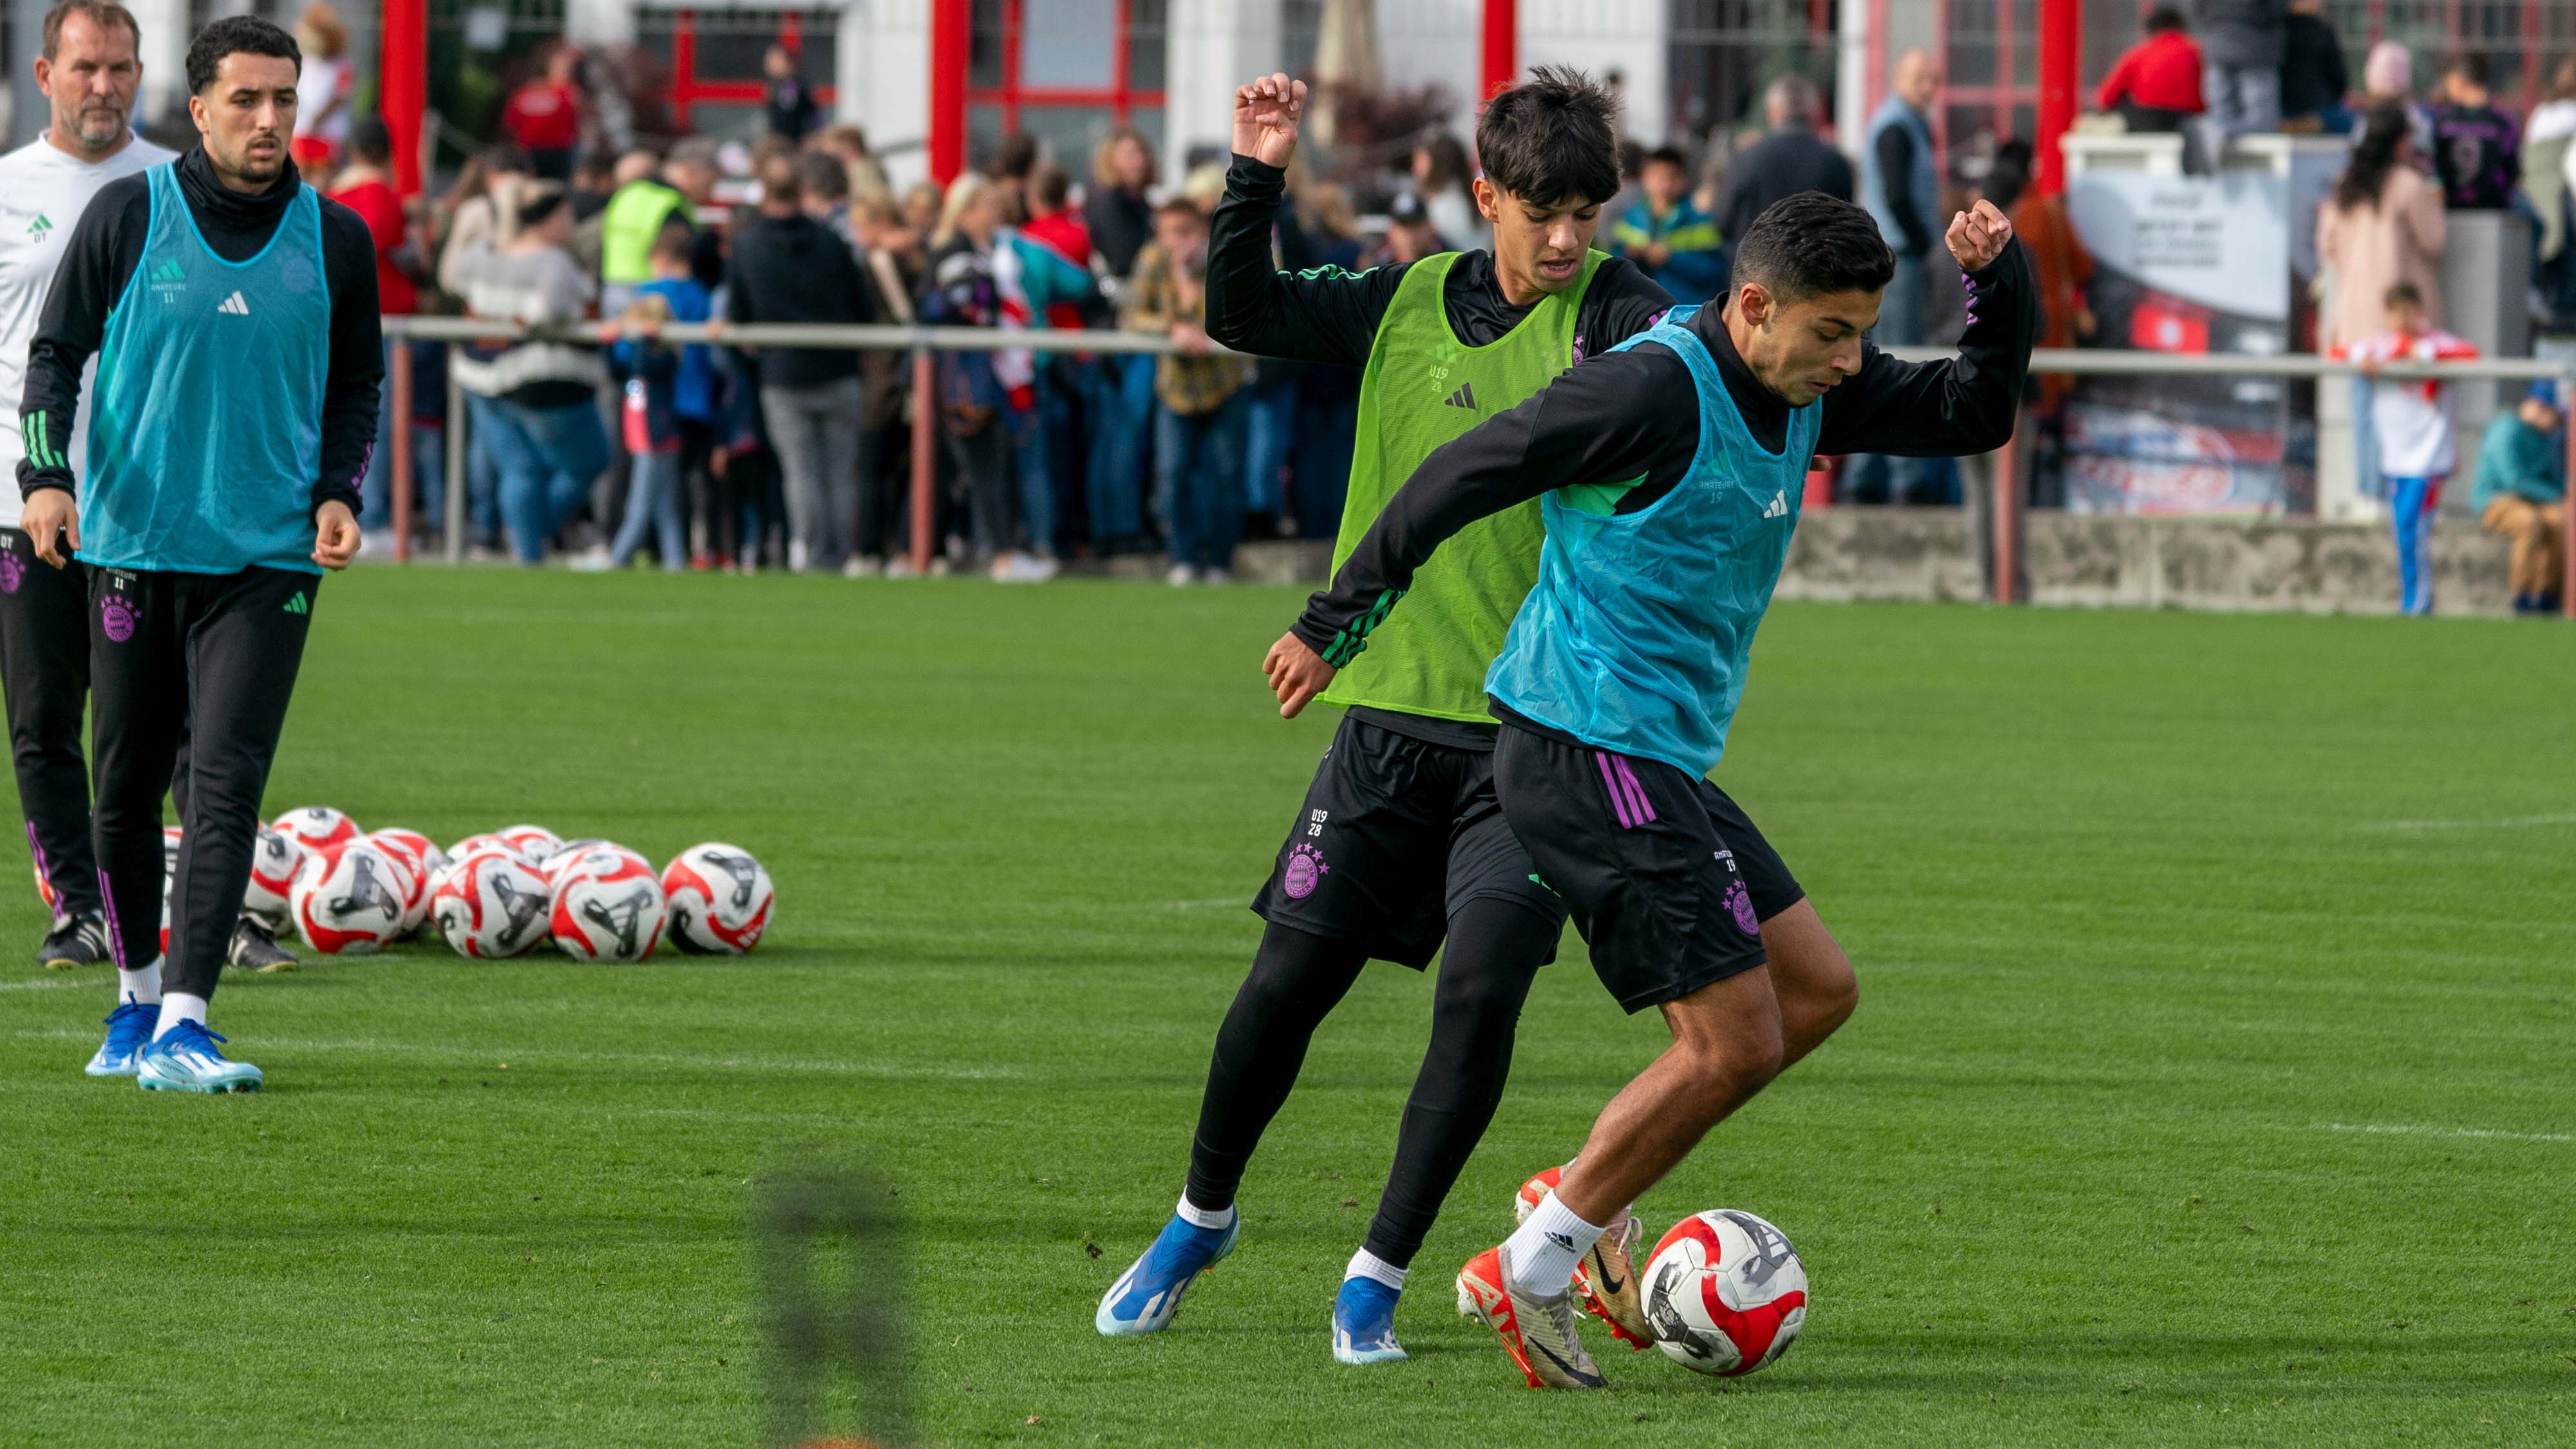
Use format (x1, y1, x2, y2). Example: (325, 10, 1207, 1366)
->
(447, 832, 524, 863)
(661, 843, 774, 954)
(549, 851, 667, 963)
(273, 805, 361, 853)
(366, 829, 447, 933)
(535, 838, 615, 884)
(496, 824, 564, 859)
(431, 848, 554, 960)
(289, 840, 410, 954)
(1642, 1210, 1809, 1378)
(243, 824, 308, 923)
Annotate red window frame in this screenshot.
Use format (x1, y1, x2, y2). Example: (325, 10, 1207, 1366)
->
(967, 0, 1164, 131)
(666, 9, 840, 131)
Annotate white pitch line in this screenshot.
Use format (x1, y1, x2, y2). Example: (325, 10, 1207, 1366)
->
(2360, 812, 2576, 833)
(0, 976, 85, 992)
(1161, 898, 1248, 910)
(6, 1028, 1018, 1079)
(2317, 1122, 2574, 1144)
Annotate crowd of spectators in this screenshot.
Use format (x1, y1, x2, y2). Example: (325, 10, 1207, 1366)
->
(278, 14, 2570, 592)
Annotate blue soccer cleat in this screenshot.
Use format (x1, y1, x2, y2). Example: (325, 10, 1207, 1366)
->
(83, 999, 161, 1077)
(1332, 1274, 1408, 1365)
(135, 1020, 263, 1094)
(1095, 1213, 1239, 1336)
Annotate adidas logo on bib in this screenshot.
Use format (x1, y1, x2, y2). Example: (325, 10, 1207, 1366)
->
(1443, 383, 1477, 410)
(1761, 491, 1788, 519)
(218, 291, 251, 316)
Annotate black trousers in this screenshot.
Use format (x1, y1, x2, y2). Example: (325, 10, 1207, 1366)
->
(90, 565, 317, 998)
(0, 529, 99, 920)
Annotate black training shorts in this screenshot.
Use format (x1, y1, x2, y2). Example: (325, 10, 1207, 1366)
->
(1252, 713, 1568, 968)
(1492, 722, 1804, 1012)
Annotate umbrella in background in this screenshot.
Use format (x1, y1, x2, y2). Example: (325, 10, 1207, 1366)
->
(1312, 0, 1383, 148)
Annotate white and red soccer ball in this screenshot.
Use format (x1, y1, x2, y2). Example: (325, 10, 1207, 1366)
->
(496, 824, 565, 860)
(549, 849, 666, 963)
(536, 839, 620, 884)
(661, 843, 773, 955)
(431, 848, 554, 960)
(1643, 1209, 1809, 1378)
(272, 806, 360, 854)
(289, 839, 411, 955)
(365, 828, 447, 933)
(243, 824, 308, 923)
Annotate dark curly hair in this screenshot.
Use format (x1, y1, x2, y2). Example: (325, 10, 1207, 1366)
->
(185, 14, 298, 96)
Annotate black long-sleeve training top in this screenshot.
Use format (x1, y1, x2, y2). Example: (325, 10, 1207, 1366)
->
(1289, 242, 2039, 660)
(15, 146, 381, 519)
(1206, 154, 1674, 369)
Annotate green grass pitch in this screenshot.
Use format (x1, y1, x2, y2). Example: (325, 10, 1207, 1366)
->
(3, 569, 2572, 1446)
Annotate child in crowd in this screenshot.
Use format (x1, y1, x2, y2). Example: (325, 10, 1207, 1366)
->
(1124, 198, 1253, 585)
(594, 294, 687, 571)
(635, 223, 719, 567)
(2336, 281, 2479, 616)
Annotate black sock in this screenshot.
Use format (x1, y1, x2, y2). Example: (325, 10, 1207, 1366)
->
(1359, 896, 1555, 1269)
(1182, 922, 1369, 1213)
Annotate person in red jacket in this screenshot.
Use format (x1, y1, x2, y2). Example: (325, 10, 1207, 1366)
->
(500, 44, 583, 181)
(2097, 9, 2206, 133)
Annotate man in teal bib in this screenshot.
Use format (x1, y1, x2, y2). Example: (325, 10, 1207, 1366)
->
(1096, 68, 1677, 1367)
(1271, 192, 2032, 1387)
(15, 14, 376, 1094)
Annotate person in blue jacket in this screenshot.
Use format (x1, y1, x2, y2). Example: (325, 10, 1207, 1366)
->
(1612, 146, 1725, 303)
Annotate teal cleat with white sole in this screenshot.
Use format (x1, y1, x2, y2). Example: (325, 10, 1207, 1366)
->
(135, 1020, 263, 1094)
(1095, 1213, 1238, 1336)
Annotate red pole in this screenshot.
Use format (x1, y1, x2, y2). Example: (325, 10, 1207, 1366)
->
(929, 0, 971, 185)
(379, 0, 428, 196)
(2035, 0, 2080, 194)
(1480, 0, 1517, 100)
(910, 350, 937, 576)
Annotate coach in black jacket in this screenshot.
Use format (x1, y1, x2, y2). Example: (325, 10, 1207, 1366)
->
(1714, 76, 1855, 282)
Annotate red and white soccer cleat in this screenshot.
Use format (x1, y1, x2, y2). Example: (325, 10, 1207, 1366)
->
(1455, 1245, 1605, 1390)
(1516, 1166, 1653, 1349)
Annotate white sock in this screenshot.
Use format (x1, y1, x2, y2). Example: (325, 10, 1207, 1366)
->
(117, 957, 163, 1007)
(1344, 1247, 1406, 1291)
(1502, 1190, 1606, 1298)
(1175, 1193, 1236, 1231)
(151, 992, 209, 1039)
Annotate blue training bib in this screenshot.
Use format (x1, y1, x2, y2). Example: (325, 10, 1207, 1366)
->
(83, 163, 331, 574)
(1485, 307, 1819, 778)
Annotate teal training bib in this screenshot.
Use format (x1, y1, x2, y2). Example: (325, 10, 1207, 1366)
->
(1486, 307, 1818, 777)
(84, 164, 331, 574)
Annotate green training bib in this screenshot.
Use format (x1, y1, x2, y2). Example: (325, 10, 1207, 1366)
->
(1321, 249, 1605, 723)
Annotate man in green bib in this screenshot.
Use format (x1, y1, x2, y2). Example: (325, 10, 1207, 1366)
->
(1095, 67, 1676, 1365)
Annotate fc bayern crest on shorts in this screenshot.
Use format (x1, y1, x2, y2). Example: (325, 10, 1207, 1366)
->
(0, 551, 21, 594)
(1725, 878, 1759, 936)
(1283, 842, 1329, 900)
(99, 594, 133, 642)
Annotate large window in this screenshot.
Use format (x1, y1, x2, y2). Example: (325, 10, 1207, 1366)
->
(1669, 0, 1839, 145)
(966, 0, 1166, 171)
(638, 6, 840, 142)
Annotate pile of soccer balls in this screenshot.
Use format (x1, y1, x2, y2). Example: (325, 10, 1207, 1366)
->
(165, 807, 771, 963)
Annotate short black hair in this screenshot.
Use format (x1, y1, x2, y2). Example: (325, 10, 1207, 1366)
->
(2145, 7, 2187, 33)
(2445, 52, 2488, 86)
(1642, 145, 1689, 173)
(1732, 192, 1897, 302)
(1475, 64, 1622, 209)
(1030, 162, 1071, 211)
(2385, 279, 2423, 308)
(186, 14, 298, 95)
(346, 116, 391, 165)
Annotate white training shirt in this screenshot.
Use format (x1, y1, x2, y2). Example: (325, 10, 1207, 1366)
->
(0, 133, 175, 527)
(2337, 327, 2483, 480)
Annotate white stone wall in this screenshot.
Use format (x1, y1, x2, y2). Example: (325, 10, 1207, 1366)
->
(1162, 0, 1283, 181)
(1522, 0, 1665, 144)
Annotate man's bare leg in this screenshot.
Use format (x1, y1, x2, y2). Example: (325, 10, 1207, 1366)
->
(1763, 900, 1858, 1070)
